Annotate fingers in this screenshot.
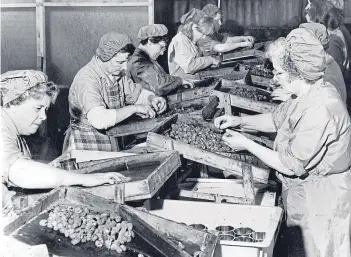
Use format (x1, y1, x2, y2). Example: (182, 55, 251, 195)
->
(214, 116, 226, 128)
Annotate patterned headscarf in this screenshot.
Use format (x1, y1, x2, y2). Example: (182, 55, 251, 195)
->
(1, 70, 48, 106)
(299, 22, 329, 48)
(96, 32, 133, 62)
(180, 8, 206, 24)
(285, 28, 326, 80)
(138, 24, 168, 40)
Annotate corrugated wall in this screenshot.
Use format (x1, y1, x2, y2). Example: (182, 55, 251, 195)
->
(171, 0, 309, 27)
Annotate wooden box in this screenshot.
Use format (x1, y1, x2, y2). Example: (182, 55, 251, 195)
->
(146, 114, 270, 184)
(73, 151, 181, 201)
(222, 49, 265, 62)
(212, 79, 278, 114)
(3, 187, 218, 257)
(166, 78, 220, 105)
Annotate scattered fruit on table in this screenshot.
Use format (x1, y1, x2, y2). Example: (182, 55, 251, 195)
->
(229, 87, 269, 101)
(39, 204, 134, 253)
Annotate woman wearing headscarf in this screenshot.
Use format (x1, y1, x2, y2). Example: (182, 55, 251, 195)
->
(65, 32, 166, 152)
(267, 23, 347, 104)
(214, 28, 351, 257)
(305, 0, 349, 76)
(128, 24, 194, 96)
(1, 70, 129, 217)
(168, 8, 221, 79)
(199, 4, 255, 56)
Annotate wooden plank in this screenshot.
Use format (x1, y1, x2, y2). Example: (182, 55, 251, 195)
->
(123, 205, 218, 257)
(240, 132, 274, 149)
(0, 3, 36, 7)
(76, 152, 181, 201)
(222, 49, 265, 62)
(36, 0, 45, 72)
(242, 164, 255, 204)
(147, 133, 269, 184)
(43, 1, 149, 6)
(148, 0, 154, 24)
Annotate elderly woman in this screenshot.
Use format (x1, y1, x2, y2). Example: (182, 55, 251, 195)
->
(214, 28, 351, 256)
(168, 8, 221, 79)
(199, 4, 255, 56)
(65, 32, 166, 152)
(267, 22, 347, 104)
(1, 70, 129, 216)
(305, 0, 349, 76)
(128, 24, 194, 96)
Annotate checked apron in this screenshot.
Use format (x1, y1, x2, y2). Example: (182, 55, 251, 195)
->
(67, 75, 125, 152)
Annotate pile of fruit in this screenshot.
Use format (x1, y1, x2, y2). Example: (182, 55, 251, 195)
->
(250, 68, 273, 78)
(164, 123, 268, 168)
(159, 106, 198, 118)
(165, 123, 232, 152)
(39, 204, 134, 253)
(229, 87, 269, 101)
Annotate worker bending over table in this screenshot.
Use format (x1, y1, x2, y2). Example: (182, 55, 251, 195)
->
(128, 24, 194, 96)
(215, 28, 351, 257)
(199, 4, 255, 56)
(64, 32, 166, 152)
(1, 70, 129, 217)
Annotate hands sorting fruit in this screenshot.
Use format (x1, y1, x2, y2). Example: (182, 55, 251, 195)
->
(39, 204, 134, 253)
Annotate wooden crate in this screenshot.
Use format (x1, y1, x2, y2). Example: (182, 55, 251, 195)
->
(3, 187, 218, 257)
(166, 77, 220, 105)
(146, 114, 270, 184)
(212, 79, 278, 114)
(72, 151, 181, 201)
(222, 49, 265, 62)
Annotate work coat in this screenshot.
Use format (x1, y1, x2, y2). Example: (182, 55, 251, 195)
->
(128, 48, 183, 96)
(272, 80, 351, 257)
(168, 32, 214, 79)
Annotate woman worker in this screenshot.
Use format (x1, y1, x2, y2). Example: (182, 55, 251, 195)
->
(1, 70, 129, 216)
(199, 4, 255, 56)
(305, 0, 349, 76)
(65, 32, 167, 152)
(214, 28, 351, 257)
(168, 8, 221, 79)
(128, 24, 194, 96)
(267, 22, 347, 104)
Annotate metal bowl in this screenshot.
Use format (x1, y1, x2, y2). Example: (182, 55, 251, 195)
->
(234, 236, 254, 242)
(251, 231, 266, 242)
(233, 227, 254, 237)
(189, 224, 208, 230)
(215, 225, 235, 235)
(219, 234, 235, 241)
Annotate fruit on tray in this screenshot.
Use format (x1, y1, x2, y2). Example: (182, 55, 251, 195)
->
(39, 204, 134, 253)
(159, 106, 198, 118)
(164, 123, 269, 168)
(229, 87, 269, 101)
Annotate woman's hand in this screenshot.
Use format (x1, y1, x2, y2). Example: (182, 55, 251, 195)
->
(81, 173, 131, 187)
(243, 36, 255, 43)
(214, 114, 242, 130)
(222, 130, 251, 151)
(148, 95, 167, 114)
(182, 79, 195, 89)
(271, 87, 292, 102)
(134, 104, 156, 118)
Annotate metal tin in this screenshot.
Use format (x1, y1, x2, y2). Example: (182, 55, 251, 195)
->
(251, 231, 266, 242)
(189, 224, 208, 231)
(234, 236, 254, 242)
(215, 225, 235, 236)
(233, 227, 255, 237)
(219, 234, 235, 241)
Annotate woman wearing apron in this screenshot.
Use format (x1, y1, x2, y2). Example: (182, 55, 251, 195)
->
(1, 70, 129, 217)
(214, 28, 351, 257)
(64, 32, 166, 152)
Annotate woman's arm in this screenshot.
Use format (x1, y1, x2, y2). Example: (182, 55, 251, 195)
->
(212, 41, 251, 53)
(8, 159, 128, 189)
